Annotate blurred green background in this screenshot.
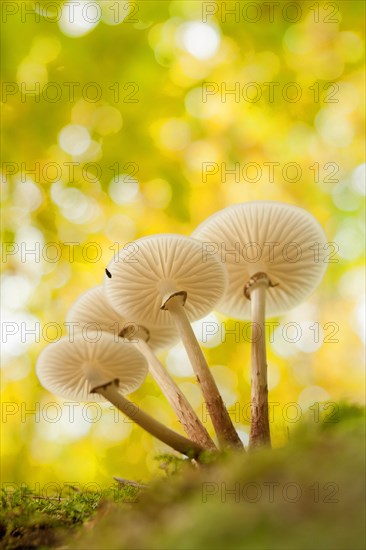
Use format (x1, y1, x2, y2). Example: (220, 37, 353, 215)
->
(1, 0, 365, 487)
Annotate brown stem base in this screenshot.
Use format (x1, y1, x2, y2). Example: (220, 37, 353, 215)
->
(136, 340, 216, 450)
(93, 380, 206, 460)
(246, 273, 272, 450)
(249, 395, 271, 449)
(162, 294, 243, 450)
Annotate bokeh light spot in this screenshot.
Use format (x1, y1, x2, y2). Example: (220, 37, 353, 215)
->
(179, 22, 220, 60)
(332, 180, 361, 211)
(354, 296, 365, 344)
(16, 60, 47, 89)
(91, 106, 123, 135)
(13, 178, 43, 212)
(109, 174, 140, 204)
(338, 267, 366, 299)
(351, 163, 366, 195)
(315, 107, 354, 147)
(166, 344, 193, 377)
(339, 31, 364, 62)
(1, 275, 34, 311)
(59, 0, 100, 37)
(268, 362, 281, 391)
(334, 220, 364, 260)
(1, 309, 40, 362)
(192, 313, 223, 348)
(185, 87, 223, 119)
(298, 386, 331, 411)
(294, 321, 324, 353)
(284, 24, 311, 54)
(158, 118, 191, 151)
(58, 124, 91, 156)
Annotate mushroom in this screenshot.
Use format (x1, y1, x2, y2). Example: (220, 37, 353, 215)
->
(192, 201, 328, 449)
(104, 234, 243, 449)
(36, 334, 205, 459)
(66, 286, 216, 450)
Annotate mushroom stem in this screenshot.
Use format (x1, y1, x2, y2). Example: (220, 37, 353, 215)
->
(162, 294, 243, 450)
(93, 381, 206, 460)
(245, 273, 271, 449)
(134, 339, 217, 450)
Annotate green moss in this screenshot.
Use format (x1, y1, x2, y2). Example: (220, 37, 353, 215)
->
(1, 403, 364, 550)
(72, 402, 365, 550)
(0, 484, 140, 549)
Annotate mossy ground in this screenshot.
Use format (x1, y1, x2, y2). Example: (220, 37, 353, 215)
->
(1, 403, 365, 550)
(0, 484, 140, 549)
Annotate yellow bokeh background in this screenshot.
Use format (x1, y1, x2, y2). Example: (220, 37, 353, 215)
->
(1, 0, 365, 487)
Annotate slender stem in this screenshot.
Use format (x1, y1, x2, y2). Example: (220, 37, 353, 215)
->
(164, 295, 243, 450)
(248, 278, 271, 449)
(135, 339, 217, 450)
(94, 381, 205, 459)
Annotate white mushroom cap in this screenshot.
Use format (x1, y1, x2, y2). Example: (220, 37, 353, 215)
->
(104, 234, 227, 326)
(36, 334, 148, 402)
(192, 201, 328, 319)
(66, 286, 179, 351)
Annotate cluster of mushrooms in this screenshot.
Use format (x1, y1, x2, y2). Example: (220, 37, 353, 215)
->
(37, 201, 328, 461)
